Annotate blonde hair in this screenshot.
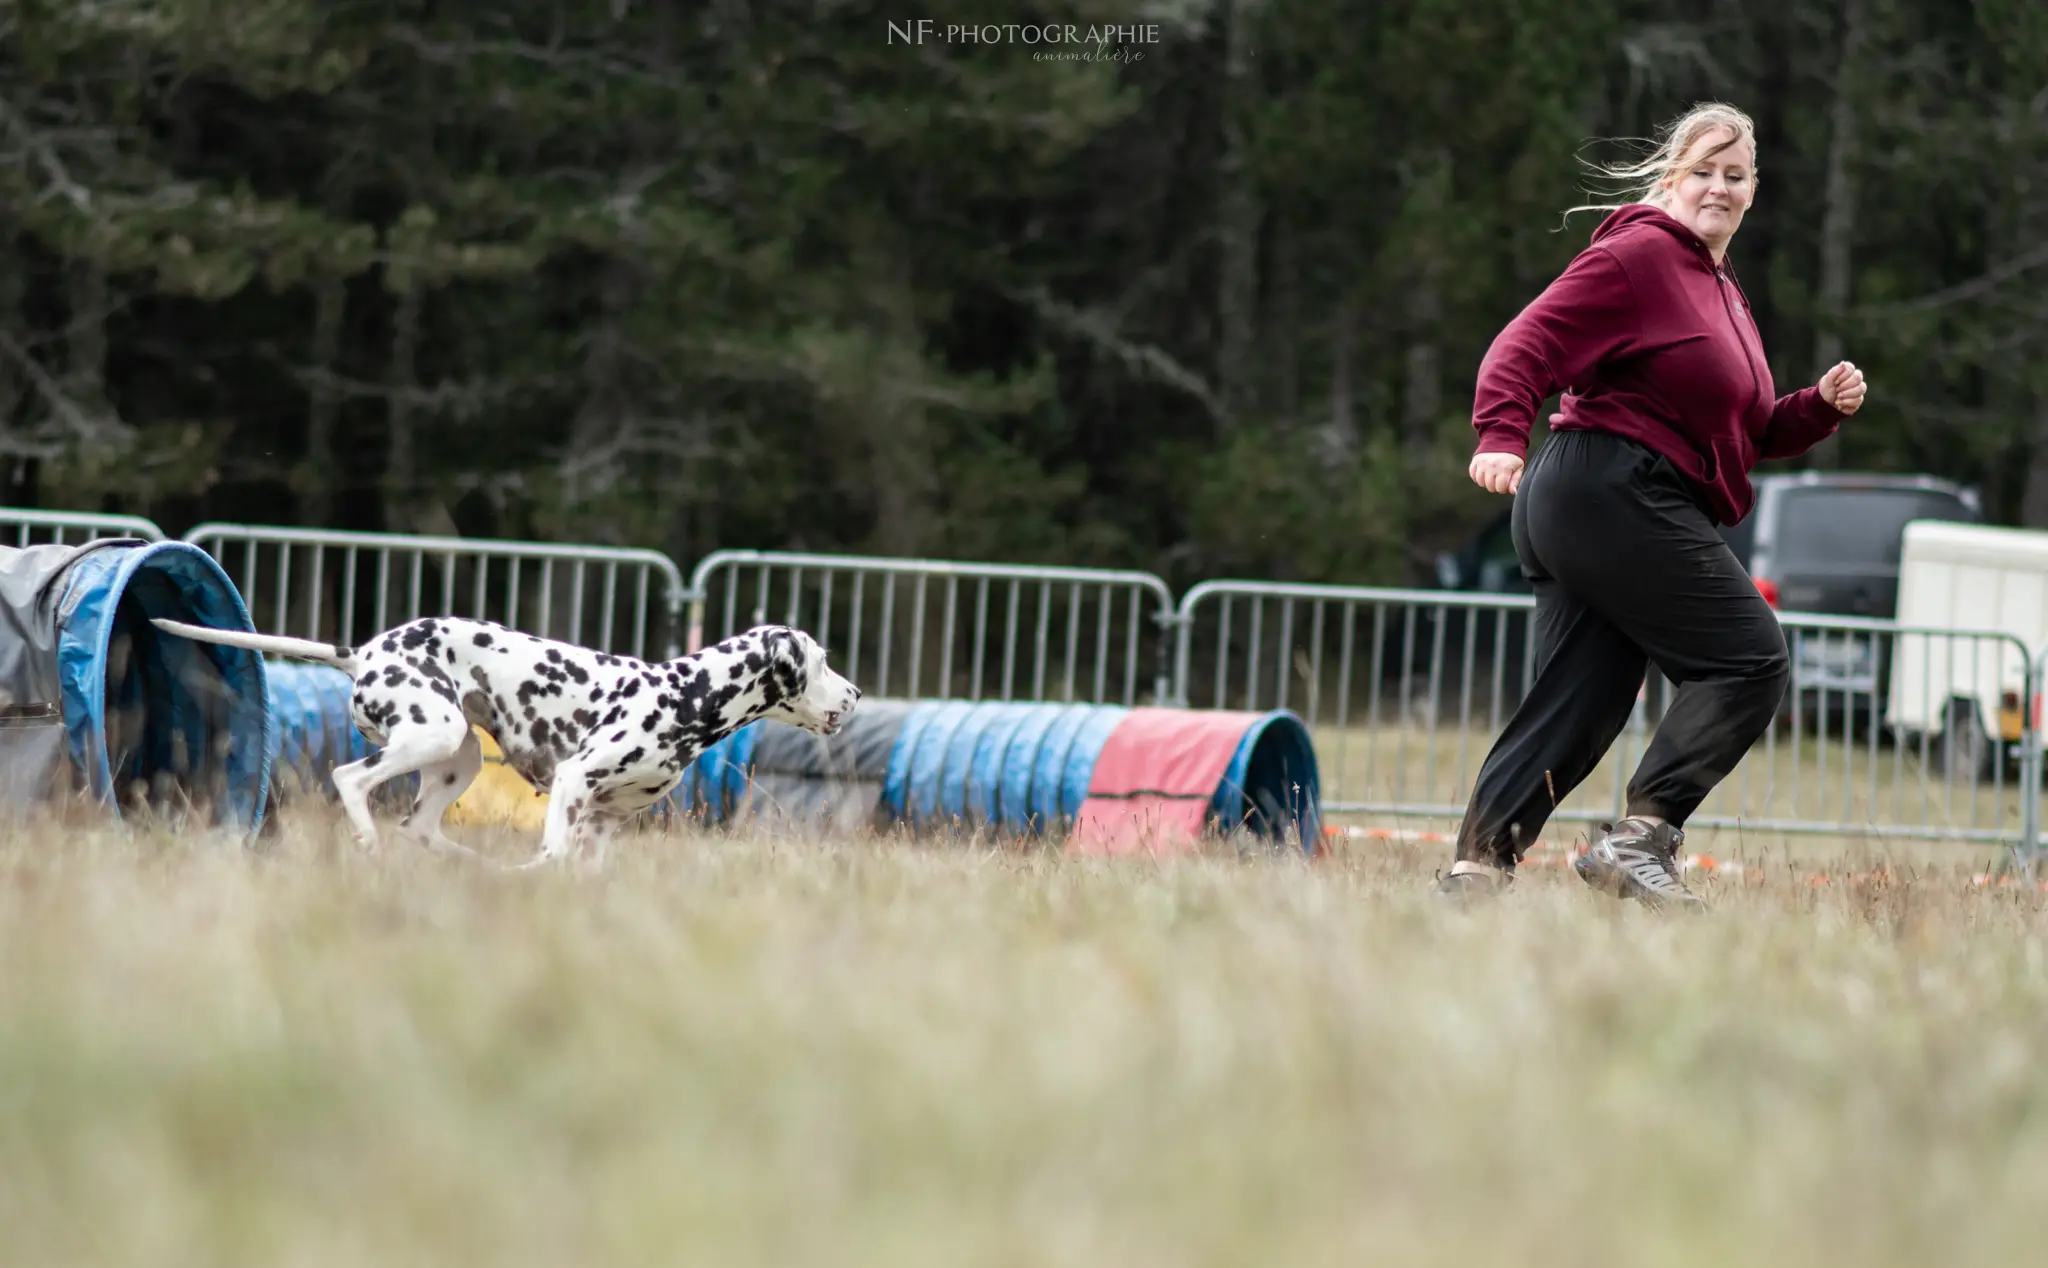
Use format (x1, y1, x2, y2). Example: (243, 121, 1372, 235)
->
(1563, 102, 1758, 222)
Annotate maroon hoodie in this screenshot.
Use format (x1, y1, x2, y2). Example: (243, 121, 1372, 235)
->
(1471, 203, 1843, 526)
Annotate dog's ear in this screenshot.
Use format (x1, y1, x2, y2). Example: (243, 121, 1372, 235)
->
(778, 629, 812, 689)
(760, 627, 809, 701)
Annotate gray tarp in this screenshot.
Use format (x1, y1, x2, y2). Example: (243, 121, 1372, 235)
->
(0, 539, 141, 808)
(728, 699, 916, 834)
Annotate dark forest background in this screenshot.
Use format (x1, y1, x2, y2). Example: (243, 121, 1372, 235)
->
(2, 0, 2044, 593)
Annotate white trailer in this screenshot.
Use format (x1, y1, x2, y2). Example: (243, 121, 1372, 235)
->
(1887, 520, 2048, 778)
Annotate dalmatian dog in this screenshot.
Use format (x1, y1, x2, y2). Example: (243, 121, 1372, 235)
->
(150, 616, 861, 868)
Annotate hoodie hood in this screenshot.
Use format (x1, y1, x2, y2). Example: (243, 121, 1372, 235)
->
(1588, 202, 1718, 267)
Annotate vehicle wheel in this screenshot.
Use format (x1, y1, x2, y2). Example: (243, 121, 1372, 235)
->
(1770, 683, 1800, 736)
(1936, 696, 1995, 785)
(1402, 679, 1439, 728)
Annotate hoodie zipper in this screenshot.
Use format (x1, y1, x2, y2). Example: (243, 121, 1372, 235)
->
(1713, 263, 1766, 427)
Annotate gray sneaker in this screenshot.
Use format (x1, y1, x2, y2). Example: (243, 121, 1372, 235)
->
(1433, 863, 1513, 904)
(1573, 818, 1706, 911)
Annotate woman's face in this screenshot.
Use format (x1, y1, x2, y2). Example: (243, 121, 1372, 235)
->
(1662, 126, 1756, 254)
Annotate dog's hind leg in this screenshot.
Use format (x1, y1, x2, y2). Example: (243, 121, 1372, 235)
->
(397, 728, 486, 858)
(332, 715, 471, 853)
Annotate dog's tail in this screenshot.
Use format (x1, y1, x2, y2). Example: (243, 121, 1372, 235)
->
(149, 617, 359, 674)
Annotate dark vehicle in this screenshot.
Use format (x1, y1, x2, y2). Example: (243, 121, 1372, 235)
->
(1723, 472, 1983, 617)
(1410, 512, 1538, 724)
(1727, 472, 1982, 728)
(1422, 470, 1983, 728)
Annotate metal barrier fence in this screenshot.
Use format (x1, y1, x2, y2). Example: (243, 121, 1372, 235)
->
(688, 550, 1180, 706)
(182, 523, 689, 661)
(1, 508, 167, 546)
(1173, 579, 2042, 850)
(15, 500, 2048, 856)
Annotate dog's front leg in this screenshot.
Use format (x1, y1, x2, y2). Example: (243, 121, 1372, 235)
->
(579, 813, 623, 870)
(514, 757, 596, 870)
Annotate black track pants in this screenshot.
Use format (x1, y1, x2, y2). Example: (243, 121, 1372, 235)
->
(1455, 429, 1789, 867)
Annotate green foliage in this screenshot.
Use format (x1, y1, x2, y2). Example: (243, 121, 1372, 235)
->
(1182, 426, 1415, 586)
(1, 0, 2045, 572)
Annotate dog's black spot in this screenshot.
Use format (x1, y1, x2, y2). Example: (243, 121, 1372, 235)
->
(445, 772, 458, 786)
(409, 704, 427, 725)
(531, 717, 551, 748)
(383, 665, 409, 688)
(565, 662, 589, 685)
(473, 632, 494, 648)
(365, 751, 383, 768)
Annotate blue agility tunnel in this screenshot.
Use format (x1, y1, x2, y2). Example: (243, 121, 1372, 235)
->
(668, 699, 1322, 850)
(0, 538, 272, 832)
(263, 661, 372, 799)
(248, 676, 1323, 850)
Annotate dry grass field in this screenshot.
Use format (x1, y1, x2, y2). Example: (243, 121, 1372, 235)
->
(3, 797, 2048, 1268)
(1312, 720, 2036, 868)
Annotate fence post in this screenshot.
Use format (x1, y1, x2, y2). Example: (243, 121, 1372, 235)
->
(1155, 604, 1185, 708)
(664, 580, 688, 660)
(1166, 601, 1195, 709)
(2014, 645, 2046, 877)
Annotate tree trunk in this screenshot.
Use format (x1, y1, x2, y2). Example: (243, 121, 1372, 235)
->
(384, 280, 422, 531)
(2021, 391, 2048, 528)
(849, 234, 939, 558)
(1400, 149, 1449, 457)
(1214, 0, 1262, 424)
(1401, 258, 1442, 456)
(1272, 218, 1299, 421)
(63, 258, 113, 427)
(563, 253, 634, 516)
(0, 229, 30, 502)
(303, 271, 347, 529)
(1806, 0, 1867, 470)
(1324, 292, 1356, 460)
(1401, 294, 1440, 453)
(0, 228, 23, 436)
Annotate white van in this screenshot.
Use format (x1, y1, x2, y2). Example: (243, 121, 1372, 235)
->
(1888, 520, 2048, 779)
